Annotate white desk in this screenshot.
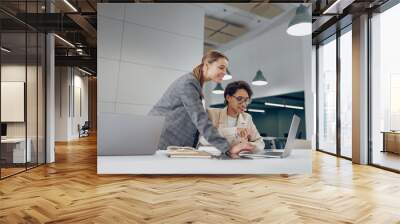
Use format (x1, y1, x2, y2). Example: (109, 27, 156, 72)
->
(1, 138, 32, 163)
(97, 149, 312, 175)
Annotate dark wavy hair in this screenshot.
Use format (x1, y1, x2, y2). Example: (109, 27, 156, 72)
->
(224, 81, 253, 105)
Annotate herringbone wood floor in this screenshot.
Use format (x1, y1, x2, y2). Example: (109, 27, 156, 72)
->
(1, 134, 400, 224)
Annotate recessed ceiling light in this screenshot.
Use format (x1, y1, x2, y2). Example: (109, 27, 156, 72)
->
(265, 102, 285, 108)
(285, 105, 304, 110)
(247, 109, 265, 113)
(264, 102, 304, 110)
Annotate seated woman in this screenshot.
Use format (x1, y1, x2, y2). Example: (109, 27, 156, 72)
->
(205, 81, 265, 152)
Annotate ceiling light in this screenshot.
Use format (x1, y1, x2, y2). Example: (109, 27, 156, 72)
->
(223, 69, 232, 81)
(264, 102, 304, 110)
(287, 5, 311, 36)
(323, 0, 343, 14)
(78, 67, 92, 76)
(247, 109, 265, 113)
(285, 105, 304, 110)
(1, 47, 11, 53)
(212, 83, 224, 94)
(265, 102, 285, 108)
(63, 0, 78, 12)
(54, 34, 75, 48)
(252, 70, 268, 86)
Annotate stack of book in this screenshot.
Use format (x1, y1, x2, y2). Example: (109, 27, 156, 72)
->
(166, 146, 213, 158)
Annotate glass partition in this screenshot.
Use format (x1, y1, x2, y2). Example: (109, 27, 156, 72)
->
(27, 31, 38, 169)
(317, 35, 337, 155)
(0, 1, 46, 179)
(370, 2, 400, 171)
(38, 32, 45, 165)
(340, 27, 352, 158)
(1, 31, 28, 177)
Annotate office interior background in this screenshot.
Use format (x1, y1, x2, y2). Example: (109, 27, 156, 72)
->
(1, 0, 400, 223)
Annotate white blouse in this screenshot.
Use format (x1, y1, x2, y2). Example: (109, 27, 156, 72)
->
(226, 116, 237, 128)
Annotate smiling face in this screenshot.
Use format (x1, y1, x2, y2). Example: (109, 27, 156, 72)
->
(226, 89, 250, 114)
(203, 57, 229, 83)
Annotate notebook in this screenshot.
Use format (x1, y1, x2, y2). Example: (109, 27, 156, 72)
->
(166, 146, 212, 158)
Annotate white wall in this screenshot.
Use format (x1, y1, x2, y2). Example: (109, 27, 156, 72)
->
(55, 67, 89, 141)
(55, 67, 69, 141)
(205, 12, 313, 144)
(97, 3, 204, 116)
(1, 65, 41, 138)
(72, 74, 89, 138)
(1, 64, 47, 162)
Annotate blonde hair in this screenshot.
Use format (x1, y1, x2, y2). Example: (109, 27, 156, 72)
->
(192, 50, 229, 87)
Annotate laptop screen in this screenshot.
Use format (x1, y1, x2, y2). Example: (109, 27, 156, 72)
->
(284, 115, 300, 149)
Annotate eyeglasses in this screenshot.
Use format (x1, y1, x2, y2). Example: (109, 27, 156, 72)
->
(231, 95, 251, 105)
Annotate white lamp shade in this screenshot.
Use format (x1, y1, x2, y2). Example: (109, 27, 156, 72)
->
(287, 5, 311, 37)
(251, 70, 268, 86)
(223, 74, 232, 80)
(223, 69, 233, 80)
(252, 80, 268, 86)
(287, 22, 312, 36)
(212, 83, 224, 94)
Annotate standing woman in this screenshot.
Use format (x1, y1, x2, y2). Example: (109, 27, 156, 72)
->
(149, 51, 254, 154)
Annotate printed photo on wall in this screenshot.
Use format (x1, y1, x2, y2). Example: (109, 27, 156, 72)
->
(97, 3, 313, 175)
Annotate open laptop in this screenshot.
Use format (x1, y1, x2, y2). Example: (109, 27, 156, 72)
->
(97, 113, 165, 156)
(239, 114, 301, 159)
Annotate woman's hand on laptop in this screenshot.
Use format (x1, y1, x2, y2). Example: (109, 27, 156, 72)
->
(229, 142, 255, 155)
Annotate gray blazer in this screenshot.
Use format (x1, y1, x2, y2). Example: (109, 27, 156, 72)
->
(148, 73, 230, 152)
